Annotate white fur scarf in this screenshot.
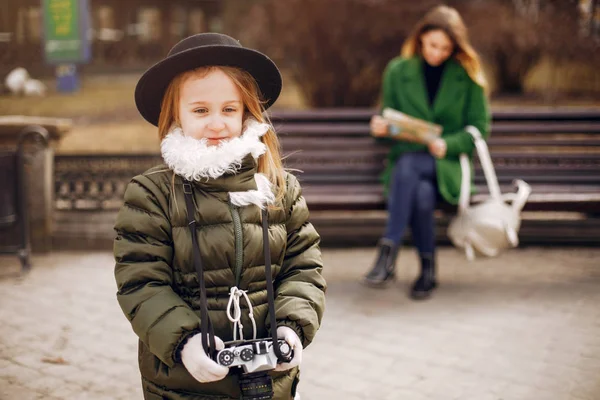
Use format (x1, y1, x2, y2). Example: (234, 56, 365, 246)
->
(161, 119, 275, 209)
(229, 173, 274, 209)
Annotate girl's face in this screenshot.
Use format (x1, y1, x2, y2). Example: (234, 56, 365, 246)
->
(421, 29, 454, 67)
(178, 68, 244, 145)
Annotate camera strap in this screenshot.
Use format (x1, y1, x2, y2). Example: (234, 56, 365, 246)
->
(262, 208, 292, 363)
(182, 179, 291, 364)
(183, 181, 216, 360)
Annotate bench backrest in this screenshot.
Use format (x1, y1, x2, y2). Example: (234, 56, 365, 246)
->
(272, 108, 600, 211)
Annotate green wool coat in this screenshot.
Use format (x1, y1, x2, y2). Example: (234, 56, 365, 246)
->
(379, 56, 491, 204)
(113, 159, 326, 400)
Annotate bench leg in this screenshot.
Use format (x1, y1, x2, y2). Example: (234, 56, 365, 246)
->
(18, 249, 31, 274)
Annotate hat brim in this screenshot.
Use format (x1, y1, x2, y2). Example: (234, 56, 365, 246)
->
(135, 45, 282, 126)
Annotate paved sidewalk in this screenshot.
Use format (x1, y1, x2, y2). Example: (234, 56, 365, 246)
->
(0, 247, 599, 400)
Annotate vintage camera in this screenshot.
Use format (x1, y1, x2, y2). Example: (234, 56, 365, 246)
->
(215, 338, 293, 374)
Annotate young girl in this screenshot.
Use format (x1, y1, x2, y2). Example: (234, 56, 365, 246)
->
(362, 5, 491, 299)
(114, 33, 326, 400)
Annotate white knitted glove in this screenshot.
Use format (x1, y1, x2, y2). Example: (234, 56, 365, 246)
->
(181, 333, 229, 383)
(274, 326, 303, 372)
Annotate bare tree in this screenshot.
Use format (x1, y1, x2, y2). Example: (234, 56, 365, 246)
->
(513, 0, 541, 20)
(226, 0, 599, 105)
(448, 0, 597, 93)
(229, 0, 439, 107)
(579, 0, 600, 37)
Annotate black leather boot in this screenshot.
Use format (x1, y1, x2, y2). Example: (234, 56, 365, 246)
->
(410, 254, 437, 300)
(362, 238, 399, 288)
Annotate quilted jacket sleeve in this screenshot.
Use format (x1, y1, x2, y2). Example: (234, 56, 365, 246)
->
(271, 173, 327, 348)
(114, 174, 201, 368)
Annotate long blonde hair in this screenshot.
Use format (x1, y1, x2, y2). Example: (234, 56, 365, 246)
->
(401, 5, 488, 92)
(158, 66, 286, 203)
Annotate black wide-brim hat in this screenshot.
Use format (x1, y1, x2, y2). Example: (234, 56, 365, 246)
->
(135, 33, 282, 127)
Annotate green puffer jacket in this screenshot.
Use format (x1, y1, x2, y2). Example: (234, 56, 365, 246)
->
(113, 158, 326, 400)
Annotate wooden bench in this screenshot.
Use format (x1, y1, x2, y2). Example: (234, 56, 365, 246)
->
(271, 108, 600, 246)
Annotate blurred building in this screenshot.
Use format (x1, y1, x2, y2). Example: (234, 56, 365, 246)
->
(0, 0, 223, 76)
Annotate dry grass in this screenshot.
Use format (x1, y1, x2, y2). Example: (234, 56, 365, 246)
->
(0, 75, 139, 120)
(525, 57, 600, 95)
(0, 74, 153, 154)
(56, 120, 160, 154)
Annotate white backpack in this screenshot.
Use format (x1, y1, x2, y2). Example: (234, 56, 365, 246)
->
(447, 126, 532, 261)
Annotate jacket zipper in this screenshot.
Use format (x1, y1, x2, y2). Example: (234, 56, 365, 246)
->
(229, 203, 243, 287)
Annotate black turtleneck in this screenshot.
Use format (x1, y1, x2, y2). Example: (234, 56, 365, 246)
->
(423, 60, 447, 107)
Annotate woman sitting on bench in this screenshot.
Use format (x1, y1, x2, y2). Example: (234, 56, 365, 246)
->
(362, 5, 491, 299)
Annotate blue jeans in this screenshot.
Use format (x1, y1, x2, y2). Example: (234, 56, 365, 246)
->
(383, 152, 438, 256)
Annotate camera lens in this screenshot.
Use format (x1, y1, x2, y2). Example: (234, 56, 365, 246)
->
(239, 372, 273, 400)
